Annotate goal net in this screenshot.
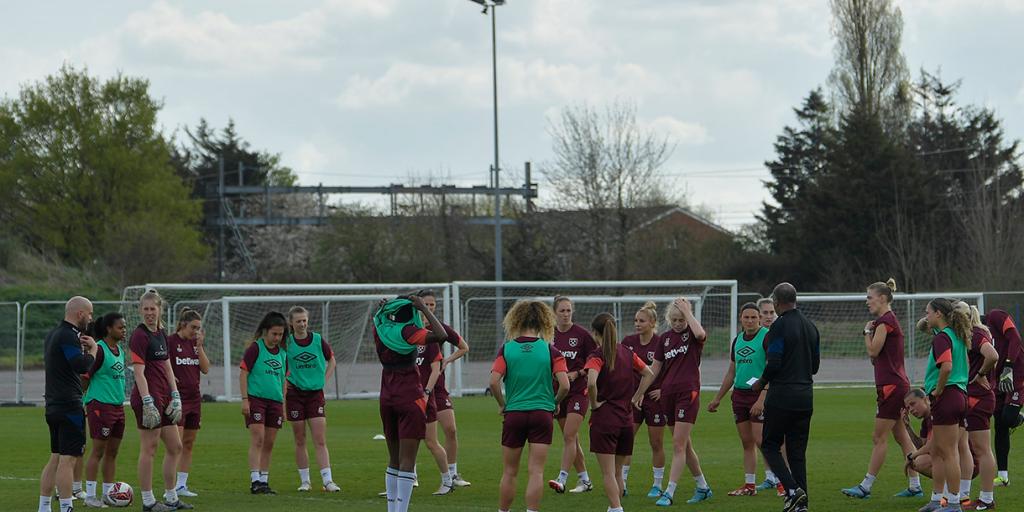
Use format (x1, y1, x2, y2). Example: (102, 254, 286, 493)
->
(452, 280, 739, 394)
(798, 292, 986, 385)
(121, 284, 450, 400)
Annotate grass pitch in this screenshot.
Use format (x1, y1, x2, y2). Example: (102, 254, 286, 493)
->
(2, 388, 1022, 511)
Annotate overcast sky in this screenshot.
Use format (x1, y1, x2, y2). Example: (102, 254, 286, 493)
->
(3, 0, 1022, 229)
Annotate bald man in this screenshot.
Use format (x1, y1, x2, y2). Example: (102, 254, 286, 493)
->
(753, 283, 820, 512)
(38, 296, 98, 512)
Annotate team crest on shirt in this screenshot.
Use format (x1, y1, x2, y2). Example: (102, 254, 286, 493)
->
(664, 339, 670, 347)
(417, 345, 426, 354)
(647, 351, 655, 362)
(177, 345, 183, 353)
(568, 338, 579, 347)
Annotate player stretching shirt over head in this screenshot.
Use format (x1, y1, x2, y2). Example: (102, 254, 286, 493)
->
(547, 296, 598, 494)
(168, 308, 210, 498)
(490, 299, 569, 512)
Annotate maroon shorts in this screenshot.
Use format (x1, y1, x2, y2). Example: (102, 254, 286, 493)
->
(589, 423, 635, 456)
(181, 399, 201, 430)
(731, 389, 764, 424)
(425, 394, 438, 423)
(286, 386, 326, 422)
(502, 410, 554, 448)
(555, 393, 588, 419)
(966, 392, 997, 432)
(433, 386, 453, 413)
(130, 393, 175, 430)
(634, 395, 667, 427)
(664, 390, 700, 426)
(876, 383, 909, 420)
(930, 387, 968, 426)
(245, 396, 284, 429)
(86, 401, 126, 440)
(381, 397, 428, 441)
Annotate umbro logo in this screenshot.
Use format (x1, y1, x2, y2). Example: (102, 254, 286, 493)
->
(520, 344, 534, 352)
(111, 362, 124, 372)
(736, 346, 756, 358)
(264, 359, 283, 370)
(293, 352, 317, 364)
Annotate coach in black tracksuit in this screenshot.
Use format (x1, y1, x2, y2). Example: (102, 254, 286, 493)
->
(38, 296, 97, 512)
(753, 283, 820, 512)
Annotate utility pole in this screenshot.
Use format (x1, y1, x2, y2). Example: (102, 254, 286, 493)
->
(218, 154, 225, 282)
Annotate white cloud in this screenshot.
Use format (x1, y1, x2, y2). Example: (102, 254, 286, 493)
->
(646, 116, 711, 146)
(335, 61, 491, 109)
(1017, 83, 1024, 105)
(293, 142, 329, 175)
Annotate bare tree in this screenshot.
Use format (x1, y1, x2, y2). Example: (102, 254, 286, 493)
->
(542, 101, 675, 279)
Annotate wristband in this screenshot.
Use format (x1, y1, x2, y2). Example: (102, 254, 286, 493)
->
(171, 390, 181, 400)
(142, 395, 154, 405)
(241, 397, 249, 401)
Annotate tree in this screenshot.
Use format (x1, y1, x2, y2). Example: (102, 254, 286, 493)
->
(542, 101, 675, 279)
(828, 0, 911, 131)
(0, 65, 209, 282)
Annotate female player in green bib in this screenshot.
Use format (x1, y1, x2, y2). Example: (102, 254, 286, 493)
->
(239, 312, 289, 495)
(82, 312, 128, 508)
(284, 306, 339, 492)
(919, 298, 971, 512)
(708, 303, 768, 497)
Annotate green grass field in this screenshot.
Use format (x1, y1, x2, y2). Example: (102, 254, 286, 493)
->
(2, 388, 1022, 511)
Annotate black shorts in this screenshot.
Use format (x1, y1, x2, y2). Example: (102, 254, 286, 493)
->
(47, 411, 86, 456)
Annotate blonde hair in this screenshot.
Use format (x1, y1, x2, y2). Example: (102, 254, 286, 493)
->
(664, 297, 687, 325)
(868, 278, 898, 303)
(930, 298, 971, 348)
(968, 304, 991, 337)
(592, 313, 619, 371)
(504, 300, 556, 341)
(636, 301, 659, 330)
(287, 306, 309, 322)
(139, 289, 165, 329)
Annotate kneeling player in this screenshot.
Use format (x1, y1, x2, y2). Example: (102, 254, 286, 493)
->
(240, 312, 289, 495)
(586, 313, 655, 512)
(83, 313, 128, 508)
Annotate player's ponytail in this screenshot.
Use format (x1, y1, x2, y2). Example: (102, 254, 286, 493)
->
(931, 298, 971, 348)
(968, 305, 991, 336)
(251, 311, 289, 346)
(176, 307, 202, 333)
(592, 313, 618, 371)
(867, 278, 897, 304)
(90, 312, 124, 340)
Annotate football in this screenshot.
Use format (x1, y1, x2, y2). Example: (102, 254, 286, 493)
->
(107, 482, 133, 507)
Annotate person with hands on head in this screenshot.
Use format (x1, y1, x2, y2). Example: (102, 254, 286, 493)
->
(416, 289, 473, 488)
(167, 308, 210, 498)
(984, 309, 1024, 487)
(841, 279, 921, 500)
(752, 283, 820, 512)
(619, 301, 665, 497)
(283, 306, 340, 493)
(547, 296, 598, 495)
(82, 312, 129, 509)
(650, 297, 712, 507)
(38, 296, 97, 512)
(239, 311, 289, 495)
(585, 313, 655, 512)
(490, 299, 569, 512)
(129, 290, 190, 512)
(375, 294, 447, 512)
(708, 302, 769, 497)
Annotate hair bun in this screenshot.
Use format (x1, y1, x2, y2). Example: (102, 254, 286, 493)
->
(885, 278, 897, 292)
(642, 301, 657, 311)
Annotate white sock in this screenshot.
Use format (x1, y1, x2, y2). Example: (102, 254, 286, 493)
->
(665, 481, 678, 497)
(980, 490, 994, 503)
(578, 471, 590, 483)
(442, 471, 453, 487)
(557, 470, 569, 485)
(448, 463, 458, 476)
(745, 473, 756, 485)
(930, 491, 942, 502)
(860, 473, 876, 492)
(259, 471, 269, 484)
(250, 470, 260, 483)
(396, 470, 416, 512)
(38, 496, 51, 512)
(694, 474, 708, 490)
(909, 475, 921, 490)
(320, 467, 332, 485)
(998, 470, 1008, 480)
(298, 467, 310, 483)
(960, 479, 971, 500)
(176, 472, 188, 489)
(72, 481, 82, 493)
(609, 508, 624, 512)
(102, 483, 113, 496)
(59, 498, 72, 512)
(86, 481, 97, 498)
(622, 465, 631, 482)
(141, 490, 156, 507)
(653, 466, 665, 488)
(164, 488, 178, 503)
(386, 468, 399, 512)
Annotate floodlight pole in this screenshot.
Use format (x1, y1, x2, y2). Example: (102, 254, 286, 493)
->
(489, 3, 504, 343)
